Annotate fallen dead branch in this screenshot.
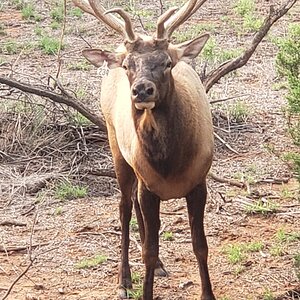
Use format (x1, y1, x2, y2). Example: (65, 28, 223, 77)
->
(0, 171, 62, 195)
(78, 166, 116, 178)
(208, 172, 245, 188)
(203, 0, 298, 91)
(255, 177, 290, 184)
(0, 220, 27, 227)
(213, 132, 239, 155)
(0, 76, 106, 132)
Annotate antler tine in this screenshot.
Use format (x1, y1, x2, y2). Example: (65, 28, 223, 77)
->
(72, 0, 96, 16)
(156, 7, 178, 40)
(105, 8, 136, 42)
(72, 0, 125, 36)
(165, 0, 208, 38)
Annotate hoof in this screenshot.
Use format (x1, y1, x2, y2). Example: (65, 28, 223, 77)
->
(154, 259, 168, 277)
(118, 280, 133, 299)
(119, 287, 131, 299)
(119, 287, 127, 299)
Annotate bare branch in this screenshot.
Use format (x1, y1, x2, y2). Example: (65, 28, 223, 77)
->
(209, 172, 245, 188)
(1, 260, 34, 300)
(0, 220, 27, 227)
(0, 76, 107, 132)
(158, 0, 164, 15)
(213, 132, 239, 154)
(55, 0, 67, 79)
(0, 243, 50, 253)
(203, 0, 298, 92)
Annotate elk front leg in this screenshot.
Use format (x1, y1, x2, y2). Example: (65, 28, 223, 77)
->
(186, 182, 216, 300)
(133, 185, 167, 277)
(138, 181, 160, 300)
(108, 127, 135, 298)
(118, 189, 133, 298)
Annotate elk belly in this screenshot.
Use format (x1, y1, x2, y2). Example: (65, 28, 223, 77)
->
(133, 152, 211, 200)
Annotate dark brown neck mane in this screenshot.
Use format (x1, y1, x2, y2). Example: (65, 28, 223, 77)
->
(133, 88, 197, 178)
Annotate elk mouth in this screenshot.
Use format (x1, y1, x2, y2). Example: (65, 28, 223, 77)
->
(134, 101, 155, 110)
(131, 79, 157, 110)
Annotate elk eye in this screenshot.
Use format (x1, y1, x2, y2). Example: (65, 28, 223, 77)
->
(122, 64, 128, 70)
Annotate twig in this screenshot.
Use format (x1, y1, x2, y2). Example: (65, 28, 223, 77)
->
(209, 172, 245, 188)
(158, 0, 164, 15)
(203, 0, 298, 92)
(0, 220, 27, 227)
(210, 94, 250, 104)
(255, 177, 290, 184)
(29, 212, 38, 259)
(55, 0, 67, 79)
(0, 245, 57, 300)
(1, 260, 35, 300)
(79, 166, 116, 178)
(160, 211, 184, 215)
(8, 50, 24, 78)
(213, 132, 239, 154)
(137, 15, 147, 33)
(0, 76, 106, 132)
(1, 210, 49, 300)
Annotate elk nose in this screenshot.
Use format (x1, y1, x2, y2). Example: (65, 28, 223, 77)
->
(131, 81, 156, 102)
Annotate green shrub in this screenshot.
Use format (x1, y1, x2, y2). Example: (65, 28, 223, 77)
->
(21, 3, 41, 21)
(0, 40, 19, 54)
(276, 24, 300, 185)
(51, 5, 64, 22)
(38, 36, 63, 55)
(75, 254, 107, 269)
(234, 0, 255, 17)
(55, 182, 87, 200)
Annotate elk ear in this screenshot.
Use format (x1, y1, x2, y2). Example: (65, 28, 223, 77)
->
(82, 49, 121, 69)
(177, 34, 210, 61)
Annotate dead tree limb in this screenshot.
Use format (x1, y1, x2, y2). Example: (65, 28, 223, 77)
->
(203, 0, 298, 92)
(0, 220, 27, 227)
(209, 172, 246, 188)
(0, 76, 107, 132)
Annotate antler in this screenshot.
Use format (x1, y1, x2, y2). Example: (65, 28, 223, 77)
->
(156, 7, 178, 39)
(72, 0, 136, 41)
(105, 8, 136, 41)
(156, 0, 208, 39)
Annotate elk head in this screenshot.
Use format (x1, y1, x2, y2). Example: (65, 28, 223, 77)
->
(73, 0, 209, 111)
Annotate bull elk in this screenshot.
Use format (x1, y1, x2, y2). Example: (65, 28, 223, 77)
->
(73, 0, 215, 299)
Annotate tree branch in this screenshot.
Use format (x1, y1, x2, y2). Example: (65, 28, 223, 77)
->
(0, 76, 107, 132)
(203, 0, 297, 92)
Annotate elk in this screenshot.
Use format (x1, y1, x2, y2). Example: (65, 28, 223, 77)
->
(73, 0, 215, 299)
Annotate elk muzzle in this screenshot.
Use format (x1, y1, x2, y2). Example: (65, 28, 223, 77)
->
(131, 80, 157, 110)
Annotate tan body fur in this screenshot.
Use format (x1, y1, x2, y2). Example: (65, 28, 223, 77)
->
(101, 61, 213, 200)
